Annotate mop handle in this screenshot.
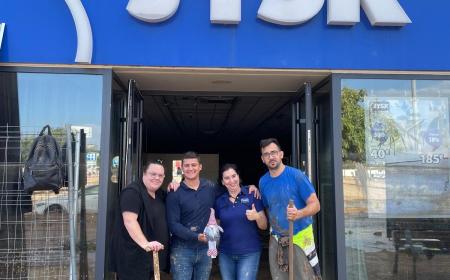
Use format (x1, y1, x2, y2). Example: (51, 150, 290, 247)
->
(153, 251, 160, 280)
(288, 199, 294, 280)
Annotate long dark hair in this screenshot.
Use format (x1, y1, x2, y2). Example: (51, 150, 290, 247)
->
(220, 163, 241, 182)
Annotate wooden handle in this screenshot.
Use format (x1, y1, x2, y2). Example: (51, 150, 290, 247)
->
(153, 251, 160, 280)
(288, 199, 294, 280)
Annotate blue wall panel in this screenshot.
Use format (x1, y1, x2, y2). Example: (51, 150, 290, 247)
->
(1, 0, 449, 70)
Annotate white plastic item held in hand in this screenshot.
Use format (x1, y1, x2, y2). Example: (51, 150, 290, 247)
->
(258, 0, 325, 26)
(126, 0, 180, 23)
(65, 0, 93, 64)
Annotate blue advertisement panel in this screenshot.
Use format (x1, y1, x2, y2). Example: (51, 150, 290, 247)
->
(1, 0, 450, 70)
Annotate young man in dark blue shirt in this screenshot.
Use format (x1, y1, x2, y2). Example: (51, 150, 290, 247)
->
(166, 152, 259, 280)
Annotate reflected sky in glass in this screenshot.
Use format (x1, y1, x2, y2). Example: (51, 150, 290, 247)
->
(17, 73, 103, 147)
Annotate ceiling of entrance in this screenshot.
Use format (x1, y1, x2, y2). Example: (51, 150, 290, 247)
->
(113, 68, 330, 152)
(113, 67, 329, 92)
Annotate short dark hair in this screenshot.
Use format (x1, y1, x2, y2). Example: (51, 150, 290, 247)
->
(260, 138, 282, 150)
(143, 159, 164, 174)
(182, 151, 201, 164)
(220, 163, 240, 181)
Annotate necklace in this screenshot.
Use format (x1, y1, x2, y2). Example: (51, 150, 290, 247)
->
(228, 188, 241, 204)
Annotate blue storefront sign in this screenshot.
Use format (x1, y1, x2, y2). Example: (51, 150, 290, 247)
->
(0, 0, 450, 70)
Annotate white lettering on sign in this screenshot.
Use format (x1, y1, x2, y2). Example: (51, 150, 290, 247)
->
(65, 0, 92, 63)
(127, 0, 410, 26)
(126, 0, 180, 23)
(258, 0, 325, 26)
(211, 0, 241, 24)
(327, 0, 360, 25)
(361, 0, 411, 26)
(328, 0, 411, 26)
(0, 23, 5, 49)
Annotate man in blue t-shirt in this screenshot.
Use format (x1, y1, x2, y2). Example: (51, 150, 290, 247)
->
(259, 138, 322, 279)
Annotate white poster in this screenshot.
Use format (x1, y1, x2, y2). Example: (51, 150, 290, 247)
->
(364, 97, 450, 218)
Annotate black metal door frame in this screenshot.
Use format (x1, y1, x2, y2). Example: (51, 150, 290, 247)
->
(122, 79, 144, 188)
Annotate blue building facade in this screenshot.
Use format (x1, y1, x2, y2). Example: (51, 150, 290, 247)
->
(1, 1, 450, 279)
(1, 0, 450, 70)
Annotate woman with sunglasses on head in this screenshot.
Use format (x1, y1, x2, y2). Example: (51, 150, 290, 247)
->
(214, 164, 268, 280)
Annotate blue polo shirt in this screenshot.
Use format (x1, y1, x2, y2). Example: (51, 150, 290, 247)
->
(259, 166, 315, 237)
(166, 178, 224, 249)
(214, 186, 264, 255)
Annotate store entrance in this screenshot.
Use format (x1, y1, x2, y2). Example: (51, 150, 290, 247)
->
(110, 72, 335, 279)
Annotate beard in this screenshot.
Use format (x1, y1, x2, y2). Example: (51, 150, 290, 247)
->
(267, 160, 281, 170)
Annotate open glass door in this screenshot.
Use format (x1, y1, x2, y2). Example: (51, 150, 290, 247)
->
(291, 80, 336, 280)
(291, 83, 315, 178)
(121, 79, 143, 188)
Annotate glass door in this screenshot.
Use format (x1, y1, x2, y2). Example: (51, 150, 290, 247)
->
(291, 80, 336, 280)
(121, 79, 143, 188)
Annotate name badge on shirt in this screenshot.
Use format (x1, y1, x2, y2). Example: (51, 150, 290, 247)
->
(240, 197, 250, 205)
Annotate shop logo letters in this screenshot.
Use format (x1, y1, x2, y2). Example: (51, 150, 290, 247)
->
(65, 0, 411, 64)
(127, 0, 411, 26)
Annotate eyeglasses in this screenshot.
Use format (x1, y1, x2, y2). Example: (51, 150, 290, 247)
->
(262, 150, 280, 159)
(146, 172, 165, 179)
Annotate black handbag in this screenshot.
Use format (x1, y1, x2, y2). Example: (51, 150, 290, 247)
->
(22, 125, 64, 194)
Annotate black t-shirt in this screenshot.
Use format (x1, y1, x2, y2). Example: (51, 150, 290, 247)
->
(111, 181, 169, 280)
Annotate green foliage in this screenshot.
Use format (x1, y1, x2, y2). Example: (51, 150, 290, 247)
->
(341, 87, 366, 162)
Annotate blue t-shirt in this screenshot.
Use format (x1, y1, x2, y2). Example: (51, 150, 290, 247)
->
(214, 186, 264, 255)
(259, 166, 315, 237)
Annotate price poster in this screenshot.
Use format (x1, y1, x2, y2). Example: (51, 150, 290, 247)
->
(365, 97, 449, 166)
(365, 97, 450, 218)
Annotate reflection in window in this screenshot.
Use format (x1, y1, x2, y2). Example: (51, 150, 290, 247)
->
(172, 160, 183, 183)
(0, 72, 103, 279)
(342, 79, 450, 280)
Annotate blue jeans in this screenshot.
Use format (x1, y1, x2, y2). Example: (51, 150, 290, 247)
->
(218, 251, 261, 280)
(170, 246, 212, 280)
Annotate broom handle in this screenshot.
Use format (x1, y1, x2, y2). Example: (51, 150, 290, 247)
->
(153, 251, 160, 280)
(288, 199, 294, 280)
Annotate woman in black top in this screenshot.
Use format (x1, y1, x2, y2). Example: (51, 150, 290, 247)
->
(111, 160, 169, 280)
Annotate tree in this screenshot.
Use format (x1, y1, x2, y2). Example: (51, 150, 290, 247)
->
(341, 87, 366, 163)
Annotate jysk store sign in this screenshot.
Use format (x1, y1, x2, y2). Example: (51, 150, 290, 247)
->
(0, 0, 449, 71)
(127, 0, 411, 26)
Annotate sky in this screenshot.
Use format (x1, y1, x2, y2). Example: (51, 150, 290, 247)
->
(17, 73, 103, 147)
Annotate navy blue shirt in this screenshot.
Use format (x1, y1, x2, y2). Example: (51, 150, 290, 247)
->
(214, 186, 264, 255)
(166, 178, 224, 248)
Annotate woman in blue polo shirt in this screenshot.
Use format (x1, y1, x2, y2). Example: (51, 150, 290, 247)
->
(214, 164, 268, 280)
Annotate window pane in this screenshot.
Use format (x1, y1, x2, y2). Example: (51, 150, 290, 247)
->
(0, 72, 103, 279)
(342, 79, 450, 280)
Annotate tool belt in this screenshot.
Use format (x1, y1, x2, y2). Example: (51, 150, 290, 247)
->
(272, 225, 322, 279)
(276, 236, 290, 272)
